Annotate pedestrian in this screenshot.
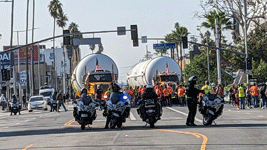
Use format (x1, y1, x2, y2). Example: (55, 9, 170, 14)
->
(249, 83, 259, 108)
(178, 85, 185, 106)
(238, 84, 246, 109)
(229, 85, 236, 105)
(246, 85, 252, 109)
(57, 90, 67, 112)
(162, 85, 169, 106)
(127, 86, 135, 106)
(0, 94, 6, 110)
(95, 85, 103, 111)
(22, 94, 26, 108)
(202, 81, 212, 94)
(217, 84, 224, 99)
(260, 83, 267, 109)
(167, 84, 173, 106)
(186, 76, 204, 126)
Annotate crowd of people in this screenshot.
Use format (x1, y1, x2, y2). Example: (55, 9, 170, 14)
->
(228, 83, 267, 110)
(122, 83, 187, 107)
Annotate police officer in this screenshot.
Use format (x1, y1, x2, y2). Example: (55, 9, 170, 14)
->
(139, 83, 161, 121)
(186, 76, 203, 126)
(104, 83, 122, 129)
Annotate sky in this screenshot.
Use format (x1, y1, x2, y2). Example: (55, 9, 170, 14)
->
(0, 0, 206, 83)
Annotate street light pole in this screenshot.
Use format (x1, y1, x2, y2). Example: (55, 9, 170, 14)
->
(26, 0, 30, 100)
(244, 0, 249, 85)
(215, 18, 222, 85)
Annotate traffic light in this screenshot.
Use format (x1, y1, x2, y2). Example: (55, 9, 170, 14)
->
(63, 30, 70, 45)
(182, 36, 188, 49)
(247, 57, 252, 70)
(131, 25, 139, 47)
(1, 69, 10, 81)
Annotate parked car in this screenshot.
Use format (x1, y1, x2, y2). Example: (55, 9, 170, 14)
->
(28, 96, 48, 112)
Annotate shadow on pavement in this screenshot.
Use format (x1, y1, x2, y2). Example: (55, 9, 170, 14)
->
(0, 123, 267, 138)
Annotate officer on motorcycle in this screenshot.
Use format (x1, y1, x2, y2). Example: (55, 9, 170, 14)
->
(138, 83, 161, 121)
(186, 76, 203, 126)
(73, 88, 92, 119)
(10, 94, 21, 115)
(104, 83, 123, 129)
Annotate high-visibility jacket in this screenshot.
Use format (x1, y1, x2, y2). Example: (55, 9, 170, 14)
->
(141, 87, 146, 97)
(199, 87, 204, 98)
(177, 88, 185, 97)
(163, 88, 169, 97)
(238, 87, 245, 97)
(202, 85, 212, 94)
(156, 88, 162, 95)
(249, 86, 258, 96)
(127, 89, 134, 96)
(167, 86, 173, 95)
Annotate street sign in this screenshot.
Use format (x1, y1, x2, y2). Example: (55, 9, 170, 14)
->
(117, 26, 126, 35)
(141, 36, 147, 43)
(153, 43, 175, 49)
(245, 70, 251, 75)
(73, 38, 101, 46)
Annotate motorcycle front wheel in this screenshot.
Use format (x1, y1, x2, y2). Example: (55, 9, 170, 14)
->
(110, 118, 117, 129)
(203, 114, 212, 126)
(81, 124, 85, 130)
(149, 117, 155, 128)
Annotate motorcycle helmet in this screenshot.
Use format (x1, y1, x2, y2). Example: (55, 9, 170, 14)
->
(12, 94, 16, 98)
(112, 83, 121, 92)
(81, 88, 87, 94)
(146, 83, 153, 89)
(188, 76, 197, 85)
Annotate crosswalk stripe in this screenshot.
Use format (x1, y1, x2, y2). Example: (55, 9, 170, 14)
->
(166, 107, 202, 123)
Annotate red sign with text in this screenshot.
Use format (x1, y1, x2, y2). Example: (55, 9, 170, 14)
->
(3, 45, 39, 62)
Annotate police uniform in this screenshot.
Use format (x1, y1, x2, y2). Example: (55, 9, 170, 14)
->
(186, 76, 203, 126)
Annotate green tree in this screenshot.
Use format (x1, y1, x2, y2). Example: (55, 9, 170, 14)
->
(252, 59, 267, 83)
(56, 10, 68, 29)
(201, 10, 232, 47)
(184, 53, 232, 86)
(89, 44, 95, 53)
(96, 44, 104, 54)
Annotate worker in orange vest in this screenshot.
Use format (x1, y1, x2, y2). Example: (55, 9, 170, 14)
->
(249, 83, 259, 107)
(141, 85, 146, 98)
(167, 84, 173, 106)
(178, 85, 185, 106)
(127, 86, 135, 106)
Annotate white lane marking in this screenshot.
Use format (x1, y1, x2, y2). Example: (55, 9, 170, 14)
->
(228, 109, 231, 111)
(4, 126, 9, 128)
(16, 123, 20, 125)
(130, 111, 136, 120)
(166, 107, 202, 123)
(259, 115, 263, 118)
(247, 113, 250, 115)
(25, 120, 29, 122)
(33, 118, 36, 119)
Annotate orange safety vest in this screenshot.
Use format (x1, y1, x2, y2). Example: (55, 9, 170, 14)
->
(167, 86, 173, 95)
(250, 86, 258, 96)
(163, 88, 169, 97)
(127, 89, 134, 96)
(177, 88, 185, 97)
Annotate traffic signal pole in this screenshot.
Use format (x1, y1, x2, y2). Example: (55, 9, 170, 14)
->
(244, 0, 249, 85)
(215, 18, 222, 85)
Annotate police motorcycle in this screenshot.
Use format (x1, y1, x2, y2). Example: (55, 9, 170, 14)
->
(199, 93, 224, 126)
(137, 84, 162, 128)
(138, 98, 162, 128)
(9, 95, 21, 115)
(105, 93, 131, 129)
(73, 90, 98, 130)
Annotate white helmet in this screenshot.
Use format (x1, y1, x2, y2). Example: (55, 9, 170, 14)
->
(211, 83, 216, 88)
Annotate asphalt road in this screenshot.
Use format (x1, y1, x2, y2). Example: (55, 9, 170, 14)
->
(0, 103, 267, 150)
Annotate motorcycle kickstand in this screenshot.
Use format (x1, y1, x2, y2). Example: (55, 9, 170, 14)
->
(213, 121, 217, 126)
(88, 125, 92, 129)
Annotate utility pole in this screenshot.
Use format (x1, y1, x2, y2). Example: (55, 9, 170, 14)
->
(26, 0, 30, 100)
(207, 43, 210, 84)
(215, 18, 222, 85)
(244, 0, 249, 85)
(31, 0, 36, 95)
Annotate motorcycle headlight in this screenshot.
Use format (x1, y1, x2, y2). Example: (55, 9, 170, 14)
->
(123, 95, 128, 100)
(104, 95, 108, 99)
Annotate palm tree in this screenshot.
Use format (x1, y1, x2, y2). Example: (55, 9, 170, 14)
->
(56, 11, 68, 29)
(96, 44, 104, 54)
(166, 22, 188, 67)
(201, 10, 232, 47)
(48, 0, 62, 89)
(89, 44, 95, 53)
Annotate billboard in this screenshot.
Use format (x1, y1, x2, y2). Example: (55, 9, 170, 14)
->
(3, 45, 39, 63)
(0, 52, 13, 70)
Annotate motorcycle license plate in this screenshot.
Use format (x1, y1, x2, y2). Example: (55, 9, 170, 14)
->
(13, 108, 17, 110)
(81, 114, 88, 117)
(113, 112, 119, 117)
(147, 109, 155, 113)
